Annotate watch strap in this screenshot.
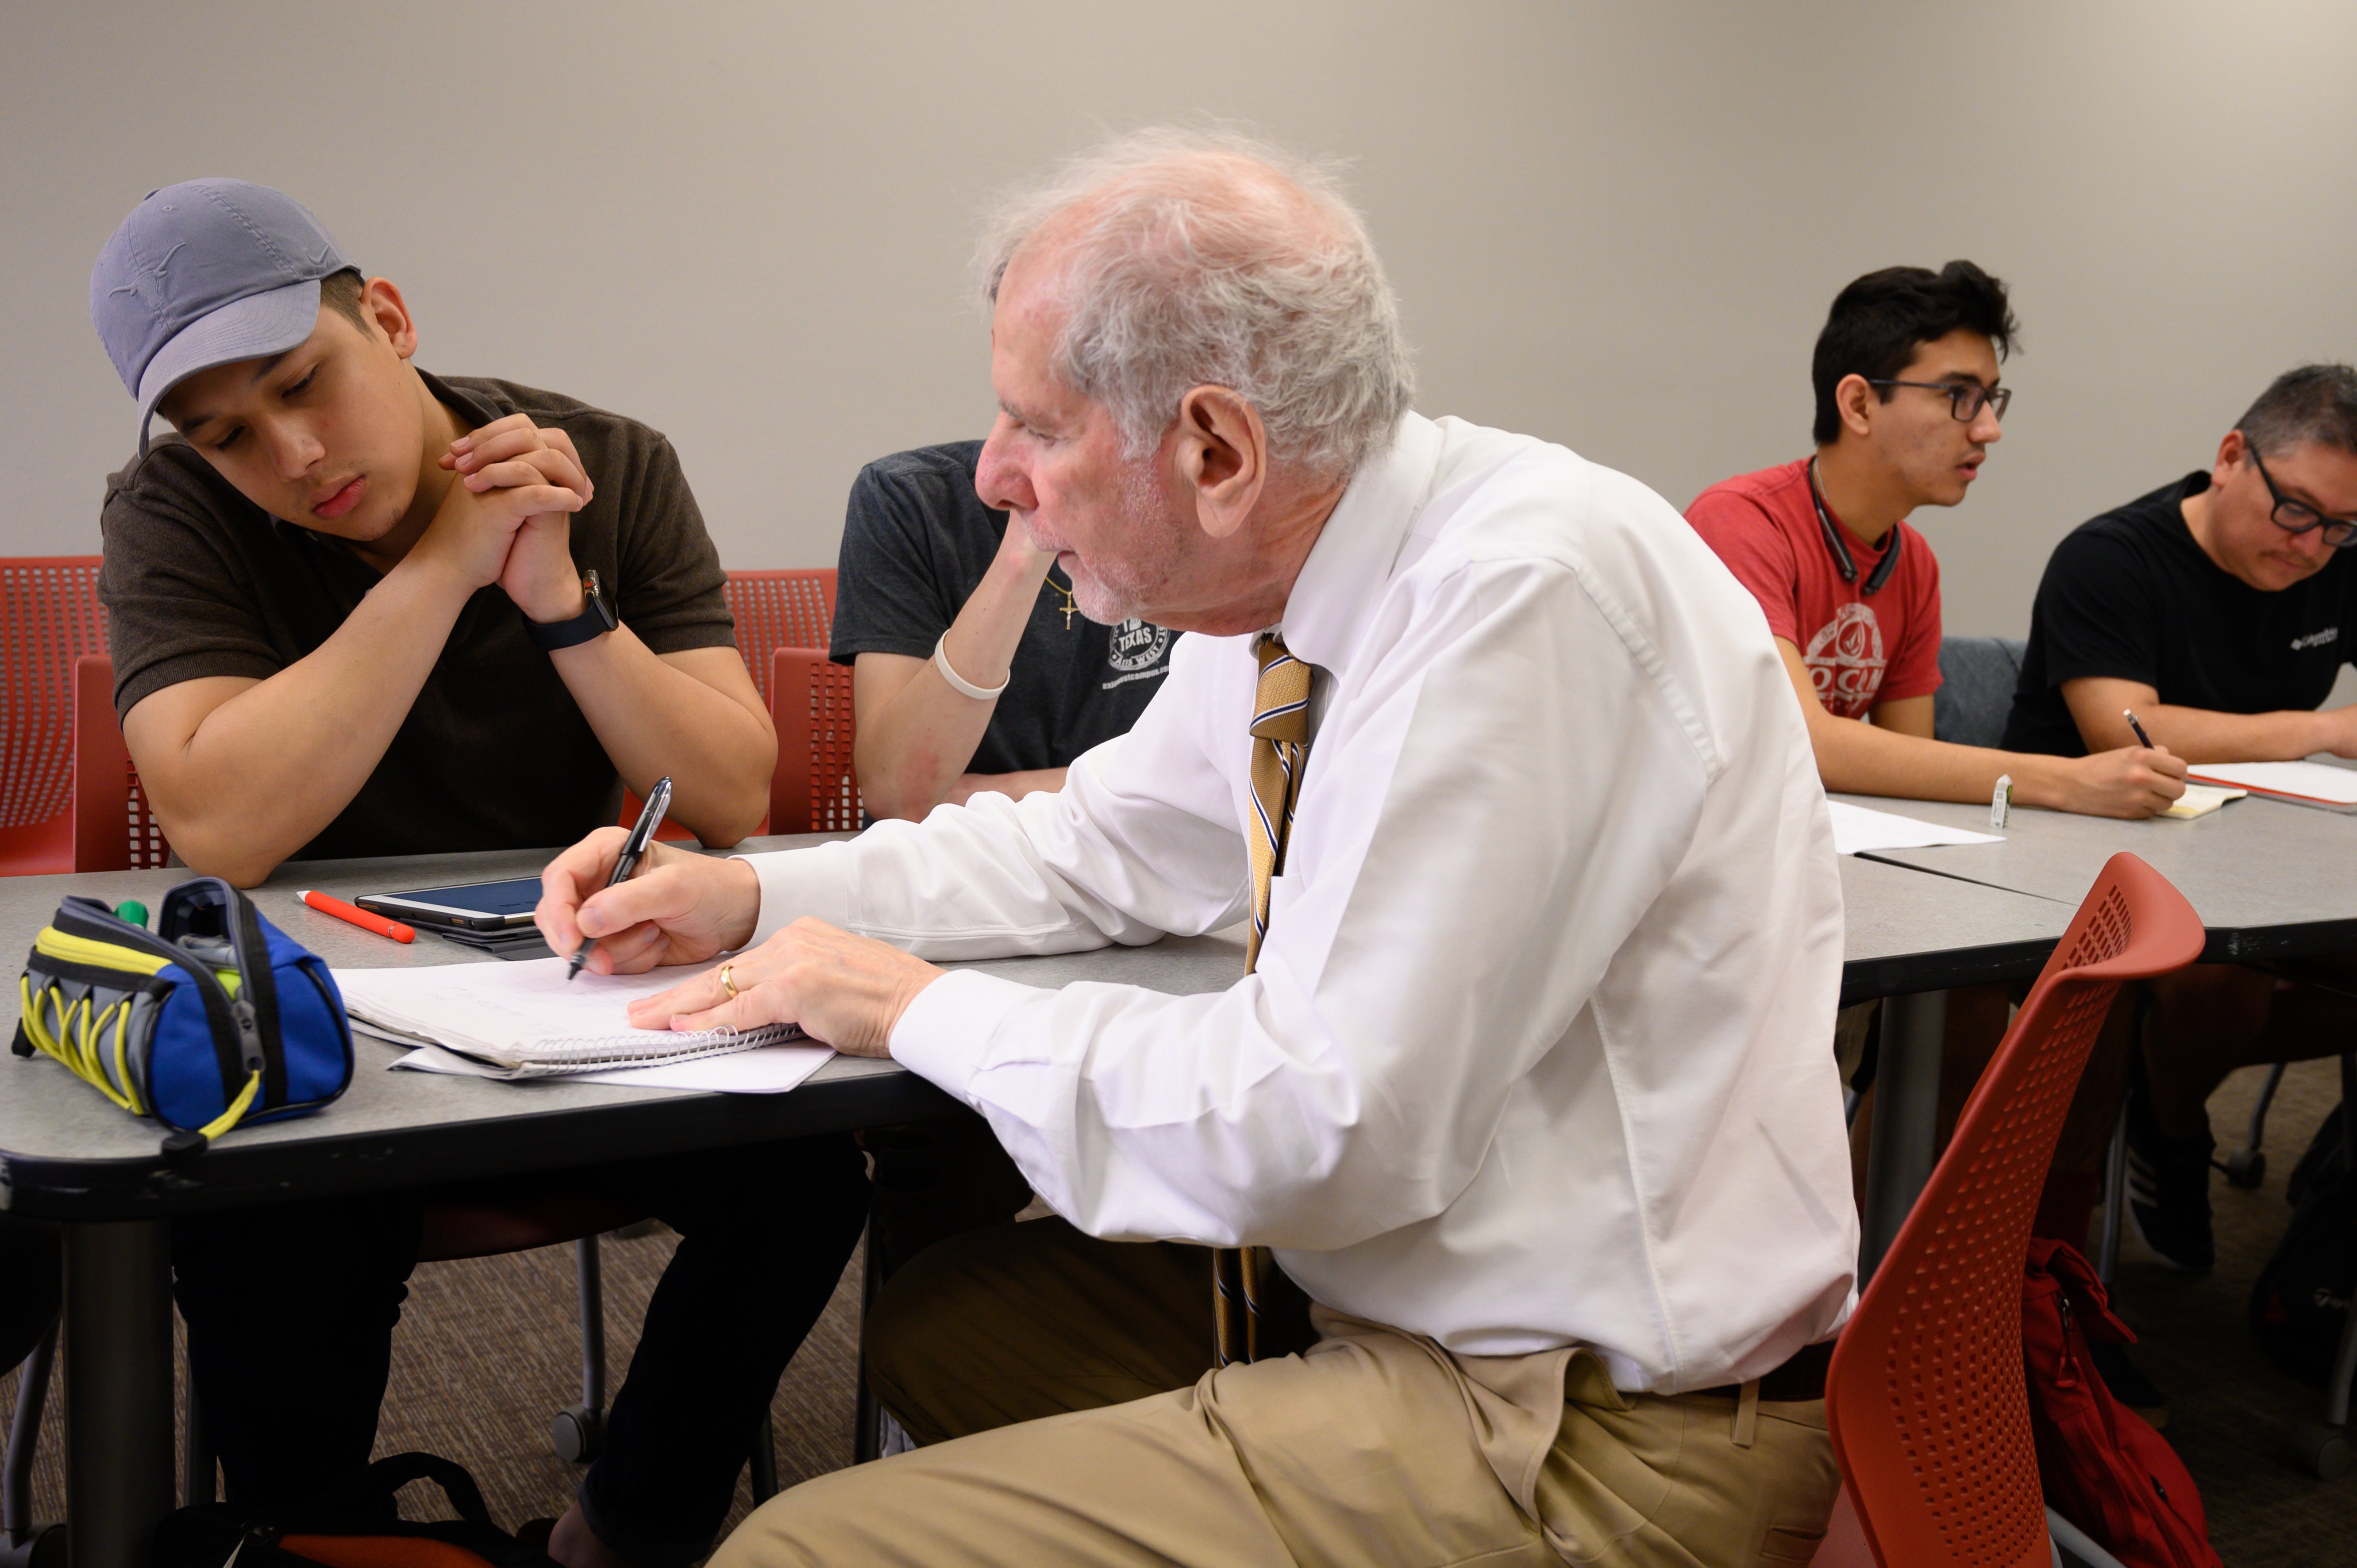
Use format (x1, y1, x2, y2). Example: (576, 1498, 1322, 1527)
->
(526, 569, 619, 651)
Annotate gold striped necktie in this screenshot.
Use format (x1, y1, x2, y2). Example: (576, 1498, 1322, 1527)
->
(1213, 632, 1314, 1367)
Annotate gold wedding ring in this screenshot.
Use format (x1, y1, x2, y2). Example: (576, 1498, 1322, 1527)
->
(718, 964, 738, 999)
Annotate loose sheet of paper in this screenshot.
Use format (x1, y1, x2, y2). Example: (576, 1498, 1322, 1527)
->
(384, 1040, 833, 1094)
(1826, 799, 2003, 856)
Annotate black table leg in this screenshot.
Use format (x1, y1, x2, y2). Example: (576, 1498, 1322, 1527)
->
(62, 1221, 173, 1568)
(1860, 988, 1947, 1281)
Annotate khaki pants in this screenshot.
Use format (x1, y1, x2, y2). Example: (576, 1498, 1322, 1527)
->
(712, 1222, 1837, 1567)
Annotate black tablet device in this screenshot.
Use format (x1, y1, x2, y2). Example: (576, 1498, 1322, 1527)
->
(354, 876, 543, 931)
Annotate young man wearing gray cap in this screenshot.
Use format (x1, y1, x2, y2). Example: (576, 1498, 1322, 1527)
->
(92, 179, 775, 880)
(89, 180, 869, 1568)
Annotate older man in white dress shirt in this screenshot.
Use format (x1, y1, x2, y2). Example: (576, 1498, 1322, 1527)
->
(535, 129, 1858, 1567)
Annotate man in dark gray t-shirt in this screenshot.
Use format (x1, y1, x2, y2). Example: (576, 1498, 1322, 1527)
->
(104, 370, 748, 861)
(88, 179, 865, 1568)
(832, 441, 1178, 820)
(93, 185, 775, 883)
(830, 440, 1183, 1274)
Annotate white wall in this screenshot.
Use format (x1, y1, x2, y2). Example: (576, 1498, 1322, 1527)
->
(6, 0, 2354, 638)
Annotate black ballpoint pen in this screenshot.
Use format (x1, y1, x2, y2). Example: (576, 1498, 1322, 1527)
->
(2122, 709, 2157, 749)
(568, 775, 672, 982)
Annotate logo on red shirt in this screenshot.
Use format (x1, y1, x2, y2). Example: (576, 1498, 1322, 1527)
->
(1804, 603, 1888, 716)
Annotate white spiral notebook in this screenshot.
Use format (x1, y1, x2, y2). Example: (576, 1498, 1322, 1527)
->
(336, 957, 807, 1079)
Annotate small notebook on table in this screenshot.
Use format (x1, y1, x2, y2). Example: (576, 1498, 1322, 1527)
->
(335, 957, 805, 1079)
(2163, 783, 2246, 819)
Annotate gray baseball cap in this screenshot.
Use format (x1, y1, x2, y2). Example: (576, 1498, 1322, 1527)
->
(90, 179, 356, 453)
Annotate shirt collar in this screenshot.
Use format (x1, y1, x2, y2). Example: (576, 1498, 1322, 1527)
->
(1270, 411, 1443, 679)
(417, 367, 501, 430)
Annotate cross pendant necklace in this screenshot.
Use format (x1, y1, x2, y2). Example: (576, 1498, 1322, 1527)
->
(1048, 573, 1078, 631)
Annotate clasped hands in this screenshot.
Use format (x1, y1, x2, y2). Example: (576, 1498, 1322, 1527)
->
(430, 413, 597, 623)
(531, 831, 945, 1058)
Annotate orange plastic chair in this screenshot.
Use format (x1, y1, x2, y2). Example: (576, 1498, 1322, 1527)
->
(618, 569, 838, 841)
(722, 569, 836, 712)
(70, 655, 172, 872)
(0, 557, 108, 876)
(1818, 852, 2205, 1568)
(769, 647, 858, 834)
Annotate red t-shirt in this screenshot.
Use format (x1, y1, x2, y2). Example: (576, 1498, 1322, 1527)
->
(1685, 458, 1943, 719)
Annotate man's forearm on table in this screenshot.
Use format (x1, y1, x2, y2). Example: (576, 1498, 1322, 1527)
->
(2129, 702, 2337, 764)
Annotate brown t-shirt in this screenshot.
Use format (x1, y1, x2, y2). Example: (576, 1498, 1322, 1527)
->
(98, 371, 736, 862)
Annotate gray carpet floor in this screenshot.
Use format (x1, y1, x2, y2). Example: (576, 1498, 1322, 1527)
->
(1, 1229, 865, 1544)
(3, 1059, 2351, 1563)
(2107, 1058, 2357, 1566)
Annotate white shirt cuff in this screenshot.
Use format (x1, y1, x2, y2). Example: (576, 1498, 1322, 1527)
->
(733, 842, 857, 945)
(889, 968, 1046, 1105)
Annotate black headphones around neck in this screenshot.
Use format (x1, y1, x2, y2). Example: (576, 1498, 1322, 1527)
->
(1808, 458, 1903, 597)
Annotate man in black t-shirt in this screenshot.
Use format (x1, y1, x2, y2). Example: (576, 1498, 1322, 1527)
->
(89, 181, 867, 1568)
(832, 442, 1178, 820)
(830, 441, 1183, 1277)
(2005, 364, 2357, 1275)
(2003, 481, 2357, 760)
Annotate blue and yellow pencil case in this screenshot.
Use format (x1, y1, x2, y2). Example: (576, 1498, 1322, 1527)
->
(14, 878, 353, 1153)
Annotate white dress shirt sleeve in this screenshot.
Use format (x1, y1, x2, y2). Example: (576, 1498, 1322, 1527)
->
(741, 630, 1251, 957)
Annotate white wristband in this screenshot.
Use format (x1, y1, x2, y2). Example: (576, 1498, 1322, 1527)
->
(933, 633, 1010, 700)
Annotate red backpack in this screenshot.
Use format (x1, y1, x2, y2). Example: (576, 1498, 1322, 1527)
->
(2022, 1238, 2222, 1568)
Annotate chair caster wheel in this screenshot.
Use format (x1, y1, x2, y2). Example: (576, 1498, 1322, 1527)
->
(551, 1403, 605, 1464)
(2293, 1422, 2350, 1481)
(0, 1522, 68, 1568)
(2223, 1148, 2266, 1189)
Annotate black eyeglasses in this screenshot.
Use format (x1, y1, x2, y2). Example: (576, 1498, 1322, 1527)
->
(1867, 379, 2012, 423)
(2248, 445, 2357, 548)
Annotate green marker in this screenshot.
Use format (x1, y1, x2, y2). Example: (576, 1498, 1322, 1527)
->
(113, 899, 149, 928)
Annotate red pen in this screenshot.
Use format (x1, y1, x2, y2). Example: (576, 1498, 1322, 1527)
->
(300, 889, 415, 944)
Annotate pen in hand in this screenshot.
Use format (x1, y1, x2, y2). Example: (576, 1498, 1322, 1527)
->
(568, 775, 673, 982)
(2122, 709, 2157, 750)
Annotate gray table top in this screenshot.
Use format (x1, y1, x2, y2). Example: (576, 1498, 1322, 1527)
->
(1832, 788, 2357, 962)
(0, 837, 1248, 1218)
(4, 835, 2064, 1218)
(1836, 853, 2071, 1002)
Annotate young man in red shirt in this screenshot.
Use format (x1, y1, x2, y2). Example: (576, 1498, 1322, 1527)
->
(1689, 269, 2188, 1394)
(1687, 261, 2183, 817)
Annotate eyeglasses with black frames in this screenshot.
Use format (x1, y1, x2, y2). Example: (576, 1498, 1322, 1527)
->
(1866, 379, 2012, 423)
(2247, 445, 2357, 549)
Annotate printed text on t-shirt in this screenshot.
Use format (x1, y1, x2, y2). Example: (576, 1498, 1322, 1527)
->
(1805, 603, 1888, 716)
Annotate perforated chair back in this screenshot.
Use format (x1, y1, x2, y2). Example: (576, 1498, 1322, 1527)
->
(771, 647, 858, 834)
(0, 557, 107, 875)
(70, 656, 170, 872)
(1824, 852, 2203, 1568)
(722, 570, 836, 709)
(614, 570, 836, 840)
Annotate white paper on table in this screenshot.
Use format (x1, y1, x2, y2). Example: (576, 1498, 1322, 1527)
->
(385, 1040, 833, 1094)
(2184, 760, 2357, 810)
(1826, 799, 2003, 856)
